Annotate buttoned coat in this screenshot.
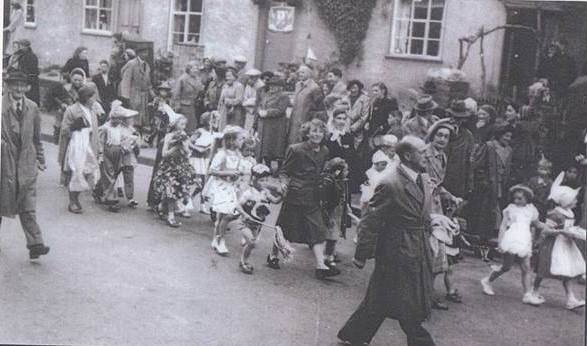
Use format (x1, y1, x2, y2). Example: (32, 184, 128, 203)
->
(354, 165, 434, 322)
(256, 88, 290, 160)
(287, 79, 326, 145)
(1, 94, 45, 216)
(119, 57, 152, 126)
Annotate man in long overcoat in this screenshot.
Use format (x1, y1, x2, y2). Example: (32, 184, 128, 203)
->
(338, 135, 436, 346)
(119, 48, 153, 130)
(1, 71, 50, 259)
(287, 65, 326, 146)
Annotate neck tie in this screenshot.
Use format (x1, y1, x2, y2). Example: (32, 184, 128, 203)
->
(416, 174, 424, 193)
(16, 101, 22, 118)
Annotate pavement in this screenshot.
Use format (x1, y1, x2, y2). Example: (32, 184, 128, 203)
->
(0, 120, 585, 346)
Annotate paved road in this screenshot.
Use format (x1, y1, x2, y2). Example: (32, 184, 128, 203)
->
(0, 143, 584, 346)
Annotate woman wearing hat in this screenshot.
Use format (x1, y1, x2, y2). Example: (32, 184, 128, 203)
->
(256, 75, 290, 168)
(59, 85, 102, 214)
(173, 61, 205, 131)
(1, 71, 50, 259)
(468, 124, 515, 261)
(218, 67, 245, 129)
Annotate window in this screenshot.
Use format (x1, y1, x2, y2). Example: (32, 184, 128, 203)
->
(172, 0, 203, 45)
(83, 0, 114, 33)
(390, 0, 445, 59)
(24, 0, 36, 26)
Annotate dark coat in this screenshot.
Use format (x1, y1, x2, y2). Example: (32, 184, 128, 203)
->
(8, 47, 40, 105)
(1, 94, 45, 216)
(92, 73, 118, 114)
(257, 88, 290, 160)
(443, 126, 475, 198)
(354, 165, 434, 322)
(287, 79, 326, 145)
(63, 57, 90, 78)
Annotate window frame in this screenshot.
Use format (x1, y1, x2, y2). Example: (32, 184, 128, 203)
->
(387, 0, 446, 62)
(169, 0, 204, 47)
(24, 0, 36, 28)
(82, 0, 117, 36)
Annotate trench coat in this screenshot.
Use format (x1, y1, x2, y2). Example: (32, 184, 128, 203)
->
(444, 126, 475, 198)
(173, 73, 204, 131)
(256, 88, 290, 160)
(287, 79, 326, 145)
(58, 103, 100, 175)
(354, 165, 434, 322)
(1, 94, 45, 216)
(119, 57, 152, 127)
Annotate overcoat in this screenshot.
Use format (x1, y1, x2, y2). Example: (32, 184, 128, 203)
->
(1, 94, 45, 216)
(287, 79, 326, 145)
(256, 88, 290, 160)
(443, 126, 475, 198)
(58, 103, 100, 171)
(119, 57, 152, 127)
(173, 73, 204, 131)
(354, 165, 434, 322)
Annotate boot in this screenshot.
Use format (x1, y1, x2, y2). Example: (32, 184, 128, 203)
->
(28, 244, 50, 259)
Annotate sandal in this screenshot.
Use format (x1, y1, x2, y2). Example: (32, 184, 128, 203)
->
(446, 290, 463, 303)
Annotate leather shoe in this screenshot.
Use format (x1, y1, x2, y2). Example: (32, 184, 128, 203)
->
(29, 244, 50, 259)
(315, 267, 341, 280)
(432, 300, 449, 310)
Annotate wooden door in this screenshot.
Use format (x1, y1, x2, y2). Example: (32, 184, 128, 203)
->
(257, 2, 296, 71)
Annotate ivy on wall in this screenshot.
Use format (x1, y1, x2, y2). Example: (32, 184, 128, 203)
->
(314, 0, 377, 65)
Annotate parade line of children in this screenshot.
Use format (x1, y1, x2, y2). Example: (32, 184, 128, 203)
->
(77, 96, 585, 310)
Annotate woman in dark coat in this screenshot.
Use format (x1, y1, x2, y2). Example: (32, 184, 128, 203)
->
(467, 124, 514, 261)
(63, 46, 90, 78)
(268, 119, 340, 279)
(353, 82, 398, 183)
(326, 108, 360, 192)
(256, 76, 290, 167)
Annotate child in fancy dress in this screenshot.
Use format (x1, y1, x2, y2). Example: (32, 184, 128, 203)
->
(189, 112, 215, 213)
(359, 151, 392, 212)
(238, 136, 258, 193)
(320, 158, 350, 268)
(205, 126, 244, 255)
(94, 101, 139, 212)
(481, 185, 550, 305)
(235, 164, 284, 274)
(151, 115, 200, 228)
(530, 172, 586, 310)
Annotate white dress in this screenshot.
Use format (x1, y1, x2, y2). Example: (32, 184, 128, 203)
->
(550, 208, 586, 278)
(498, 204, 539, 258)
(189, 129, 214, 176)
(203, 149, 241, 215)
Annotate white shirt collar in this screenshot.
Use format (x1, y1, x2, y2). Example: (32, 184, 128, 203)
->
(400, 163, 419, 182)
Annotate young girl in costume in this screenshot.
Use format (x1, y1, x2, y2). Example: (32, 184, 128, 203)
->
(206, 126, 244, 255)
(151, 115, 200, 228)
(320, 158, 350, 268)
(238, 136, 258, 192)
(530, 172, 586, 310)
(481, 185, 549, 305)
(235, 164, 284, 274)
(189, 112, 215, 213)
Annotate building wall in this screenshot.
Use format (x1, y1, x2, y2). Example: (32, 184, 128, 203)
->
(18, 0, 258, 75)
(282, 0, 507, 99)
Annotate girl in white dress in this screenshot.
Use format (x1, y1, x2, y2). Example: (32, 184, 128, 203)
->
(481, 185, 550, 305)
(205, 126, 244, 255)
(530, 172, 586, 310)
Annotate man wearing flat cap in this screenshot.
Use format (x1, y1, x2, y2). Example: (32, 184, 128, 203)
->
(1, 71, 50, 259)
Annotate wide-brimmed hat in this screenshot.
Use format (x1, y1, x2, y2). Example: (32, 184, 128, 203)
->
(4, 71, 29, 84)
(447, 100, 470, 118)
(110, 100, 138, 118)
(414, 95, 438, 112)
(425, 118, 454, 143)
(509, 184, 534, 200)
(244, 68, 261, 77)
(156, 81, 172, 90)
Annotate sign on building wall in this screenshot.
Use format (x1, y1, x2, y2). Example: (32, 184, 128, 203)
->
(268, 5, 295, 33)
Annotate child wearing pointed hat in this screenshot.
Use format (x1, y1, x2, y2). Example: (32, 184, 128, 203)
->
(93, 100, 140, 212)
(530, 171, 586, 310)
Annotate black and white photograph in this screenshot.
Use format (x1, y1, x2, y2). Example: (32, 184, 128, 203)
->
(1, 0, 586, 345)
